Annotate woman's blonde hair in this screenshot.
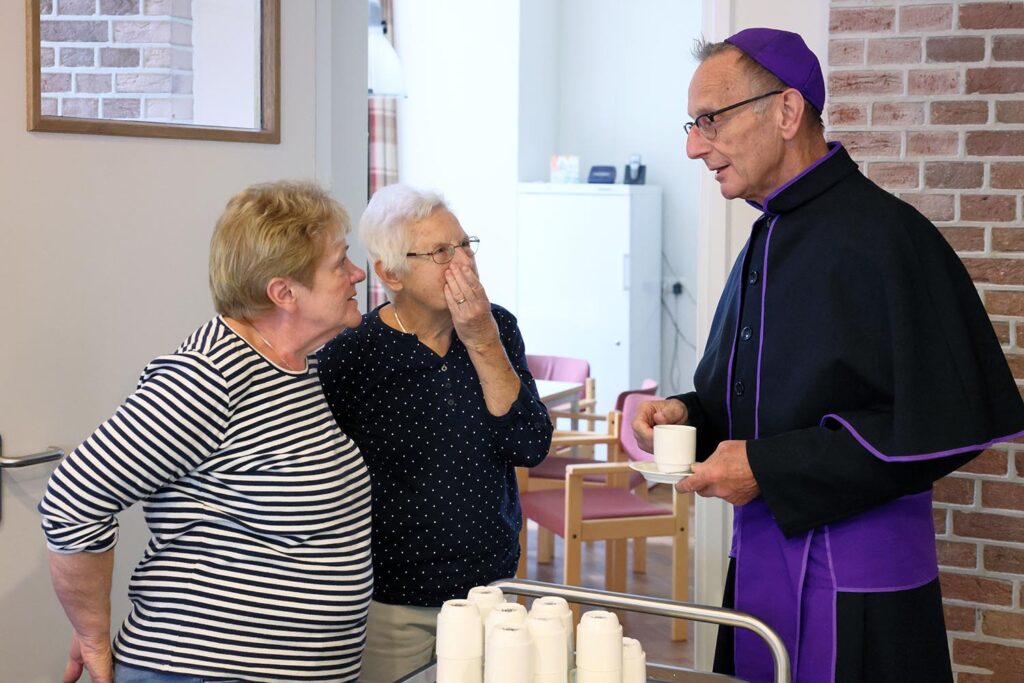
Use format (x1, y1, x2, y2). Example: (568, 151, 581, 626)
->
(209, 180, 350, 319)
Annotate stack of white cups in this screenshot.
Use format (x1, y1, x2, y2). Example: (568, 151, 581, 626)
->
(621, 637, 646, 683)
(575, 611, 623, 683)
(436, 599, 484, 683)
(528, 596, 574, 672)
(467, 586, 506, 626)
(484, 602, 528, 644)
(467, 586, 507, 667)
(526, 615, 568, 683)
(484, 624, 532, 683)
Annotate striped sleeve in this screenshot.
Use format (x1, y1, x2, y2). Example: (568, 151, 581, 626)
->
(40, 352, 229, 553)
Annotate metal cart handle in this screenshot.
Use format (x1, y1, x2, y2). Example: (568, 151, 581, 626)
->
(489, 579, 791, 683)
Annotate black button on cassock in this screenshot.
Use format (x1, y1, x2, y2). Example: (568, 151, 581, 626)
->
(741, 326, 753, 341)
(748, 270, 759, 285)
(734, 381, 745, 396)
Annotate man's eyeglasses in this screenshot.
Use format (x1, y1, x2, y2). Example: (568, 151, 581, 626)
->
(406, 236, 480, 264)
(684, 91, 783, 140)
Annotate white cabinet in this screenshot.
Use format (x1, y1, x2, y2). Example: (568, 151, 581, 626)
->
(514, 183, 662, 412)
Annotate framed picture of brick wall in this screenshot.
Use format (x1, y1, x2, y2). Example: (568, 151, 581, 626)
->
(26, 0, 280, 144)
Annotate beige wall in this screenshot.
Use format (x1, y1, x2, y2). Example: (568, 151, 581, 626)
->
(0, 2, 365, 680)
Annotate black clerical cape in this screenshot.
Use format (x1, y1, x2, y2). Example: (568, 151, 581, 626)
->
(675, 143, 1024, 683)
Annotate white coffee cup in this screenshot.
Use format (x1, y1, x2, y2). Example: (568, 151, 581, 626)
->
(485, 624, 532, 683)
(529, 596, 574, 670)
(527, 615, 568, 676)
(437, 656, 483, 683)
(437, 599, 484, 660)
(575, 611, 622, 673)
(621, 637, 646, 683)
(467, 586, 506, 624)
(652, 424, 696, 473)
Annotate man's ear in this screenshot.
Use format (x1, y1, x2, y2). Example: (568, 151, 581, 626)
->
(266, 277, 296, 309)
(374, 261, 403, 293)
(778, 88, 806, 141)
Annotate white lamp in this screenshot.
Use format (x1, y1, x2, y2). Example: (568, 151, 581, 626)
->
(368, 0, 405, 97)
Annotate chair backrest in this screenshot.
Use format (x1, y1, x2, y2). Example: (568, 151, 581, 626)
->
(526, 354, 591, 399)
(619, 392, 664, 463)
(612, 379, 658, 412)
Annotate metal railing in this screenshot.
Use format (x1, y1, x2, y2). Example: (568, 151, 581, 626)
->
(489, 578, 791, 683)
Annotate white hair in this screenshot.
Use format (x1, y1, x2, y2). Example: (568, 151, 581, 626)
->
(359, 183, 450, 276)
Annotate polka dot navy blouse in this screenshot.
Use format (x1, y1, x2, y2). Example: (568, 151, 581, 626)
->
(317, 303, 552, 607)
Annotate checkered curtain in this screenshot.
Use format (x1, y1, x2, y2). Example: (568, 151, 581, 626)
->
(367, 0, 399, 309)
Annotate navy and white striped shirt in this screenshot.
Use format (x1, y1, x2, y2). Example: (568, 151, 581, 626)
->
(39, 318, 373, 683)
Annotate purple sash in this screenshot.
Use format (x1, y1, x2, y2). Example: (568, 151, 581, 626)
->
(733, 491, 937, 682)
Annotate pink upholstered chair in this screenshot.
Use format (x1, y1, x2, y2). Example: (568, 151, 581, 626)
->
(516, 394, 690, 641)
(522, 382, 659, 564)
(525, 354, 596, 416)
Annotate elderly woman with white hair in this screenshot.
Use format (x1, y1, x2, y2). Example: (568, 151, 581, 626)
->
(317, 183, 552, 683)
(40, 181, 373, 683)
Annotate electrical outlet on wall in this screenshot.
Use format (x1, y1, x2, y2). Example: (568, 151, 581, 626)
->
(662, 278, 685, 296)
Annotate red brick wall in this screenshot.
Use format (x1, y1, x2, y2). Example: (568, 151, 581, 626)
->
(828, 2, 1024, 680)
(40, 0, 194, 122)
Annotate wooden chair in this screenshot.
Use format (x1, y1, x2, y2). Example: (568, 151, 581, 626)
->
(517, 452, 690, 640)
(525, 384, 659, 568)
(518, 411, 623, 564)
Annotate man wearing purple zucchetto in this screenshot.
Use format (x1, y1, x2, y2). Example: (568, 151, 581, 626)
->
(633, 27, 1024, 683)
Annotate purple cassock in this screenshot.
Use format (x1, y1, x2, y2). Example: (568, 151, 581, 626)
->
(673, 142, 1024, 682)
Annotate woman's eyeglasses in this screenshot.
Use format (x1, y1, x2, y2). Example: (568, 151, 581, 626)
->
(406, 237, 480, 264)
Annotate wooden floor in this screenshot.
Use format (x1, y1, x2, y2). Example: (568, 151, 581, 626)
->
(519, 483, 697, 669)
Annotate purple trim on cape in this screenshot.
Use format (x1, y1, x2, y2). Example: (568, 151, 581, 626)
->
(820, 413, 1024, 462)
(725, 251, 750, 441)
(829, 591, 838, 683)
(747, 142, 845, 214)
(754, 216, 779, 438)
(825, 530, 838, 683)
(794, 528, 812, 675)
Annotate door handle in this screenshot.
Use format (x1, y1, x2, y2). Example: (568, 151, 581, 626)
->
(0, 434, 64, 468)
(0, 434, 64, 523)
(0, 449, 64, 468)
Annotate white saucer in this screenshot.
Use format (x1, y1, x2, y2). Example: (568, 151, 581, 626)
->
(629, 461, 692, 485)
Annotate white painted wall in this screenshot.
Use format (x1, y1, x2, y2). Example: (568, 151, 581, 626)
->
(0, 1, 367, 679)
(193, 0, 260, 128)
(556, 0, 702, 395)
(315, 0, 370, 280)
(394, 0, 523, 310)
(396, 0, 702, 395)
(518, 0, 560, 184)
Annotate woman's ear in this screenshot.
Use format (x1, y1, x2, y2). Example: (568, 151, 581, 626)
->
(266, 276, 296, 309)
(374, 261, 403, 292)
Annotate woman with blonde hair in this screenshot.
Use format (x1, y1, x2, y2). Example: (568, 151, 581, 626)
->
(40, 181, 373, 683)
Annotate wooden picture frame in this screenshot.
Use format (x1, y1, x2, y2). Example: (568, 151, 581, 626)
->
(26, 0, 280, 143)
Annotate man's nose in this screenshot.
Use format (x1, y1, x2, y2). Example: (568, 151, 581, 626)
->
(685, 126, 709, 160)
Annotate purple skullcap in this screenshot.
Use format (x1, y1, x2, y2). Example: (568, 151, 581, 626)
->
(724, 28, 825, 113)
